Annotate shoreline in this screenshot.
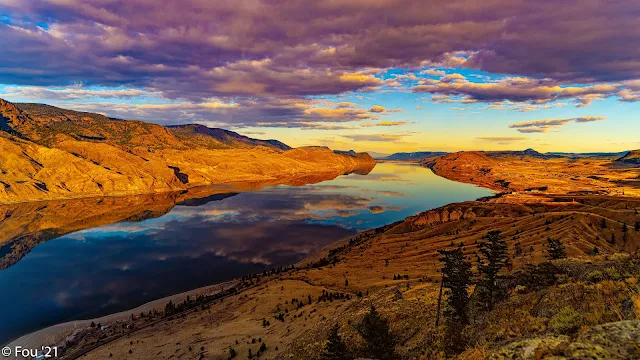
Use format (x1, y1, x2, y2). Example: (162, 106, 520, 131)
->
(3, 280, 240, 349)
(0, 163, 376, 206)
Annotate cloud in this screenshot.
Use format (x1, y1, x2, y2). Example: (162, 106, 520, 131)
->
(2, 0, 640, 103)
(413, 76, 622, 106)
(369, 105, 387, 113)
(360, 121, 409, 127)
(0, 86, 155, 100)
(420, 69, 446, 76)
(509, 116, 606, 133)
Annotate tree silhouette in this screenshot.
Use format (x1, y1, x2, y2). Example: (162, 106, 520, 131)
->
(320, 324, 351, 360)
(635, 220, 640, 232)
(478, 230, 510, 310)
(546, 237, 567, 260)
(438, 246, 473, 325)
(358, 305, 397, 360)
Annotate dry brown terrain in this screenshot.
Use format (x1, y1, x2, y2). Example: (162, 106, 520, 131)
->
(0, 98, 375, 204)
(423, 150, 640, 197)
(52, 152, 640, 360)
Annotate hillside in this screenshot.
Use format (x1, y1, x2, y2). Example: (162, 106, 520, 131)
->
(617, 150, 640, 165)
(49, 193, 640, 360)
(424, 150, 640, 196)
(0, 99, 375, 203)
(168, 124, 291, 150)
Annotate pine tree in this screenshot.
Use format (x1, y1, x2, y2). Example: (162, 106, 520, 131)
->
(513, 241, 522, 258)
(601, 217, 607, 229)
(635, 220, 640, 232)
(358, 305, 397, 360)
(546, 237, 567, 260)
(622, 223, 629, 243)
(478, 230, 510, 311)
(438, 246, 473, 325)
(320, 324, 351, 360)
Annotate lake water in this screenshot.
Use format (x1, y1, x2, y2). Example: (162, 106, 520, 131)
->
(0, 163, 491, 345)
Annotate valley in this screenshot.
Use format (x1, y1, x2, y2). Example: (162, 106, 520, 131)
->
(19, 149, 640, 360)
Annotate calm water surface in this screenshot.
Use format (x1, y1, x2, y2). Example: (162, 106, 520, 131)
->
(0, 163, 491, 344)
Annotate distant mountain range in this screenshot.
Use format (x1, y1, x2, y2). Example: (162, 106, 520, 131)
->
(378, 151, 449, 161)
(378, 148, 633, 162)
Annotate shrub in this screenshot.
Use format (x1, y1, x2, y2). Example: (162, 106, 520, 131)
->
(586, 271, 605, 283)
(604, 266, 622, 280)
(550, 307, 583, 334)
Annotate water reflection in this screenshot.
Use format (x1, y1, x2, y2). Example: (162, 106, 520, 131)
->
(0, 163, 491, 344)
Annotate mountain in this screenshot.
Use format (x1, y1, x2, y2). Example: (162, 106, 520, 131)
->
(0, 99, 375, 203)
(616, 150, 640, 165)
(423, 149, 640, 196)
(484, 148, 564, 160)
(381, 151, 448, 161)
(548, 151, 629, 158)
(168, 124, 290, 150)
(366, 151, 391, 159)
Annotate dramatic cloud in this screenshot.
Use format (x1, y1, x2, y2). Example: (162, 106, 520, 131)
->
(2, 0, 640, 100)
(55, 97, 383, 128)
(509, 116, 606, 133)
(413, 75, 622, 106)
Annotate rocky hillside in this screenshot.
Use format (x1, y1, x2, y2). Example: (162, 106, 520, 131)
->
(617, 150, 640, 165)
(0, 99, 375, 203)
(168, 124, 291, 150)
(424, 150, 640, 196)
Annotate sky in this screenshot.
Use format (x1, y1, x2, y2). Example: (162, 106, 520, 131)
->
(0, 0, 639, 153)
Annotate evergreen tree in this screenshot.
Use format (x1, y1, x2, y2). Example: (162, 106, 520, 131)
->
(601, 217, 607, 229)
(622, 223, 629, 243)
(478, 230, 510, 310)
(320, 324, 351, 360)
(513, 241, 522, 258)
(438, 246, 473, 325)
(546, 237, 567, 260)
(635, 220, 640, 232)
(358, 305, 397, 360)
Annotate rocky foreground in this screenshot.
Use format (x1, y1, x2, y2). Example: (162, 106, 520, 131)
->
(0, 98, 375, 203)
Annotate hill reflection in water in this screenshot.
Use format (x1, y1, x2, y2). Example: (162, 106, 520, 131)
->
(0, 163, 491, 345)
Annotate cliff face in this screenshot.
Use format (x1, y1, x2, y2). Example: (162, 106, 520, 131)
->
(0, 99, 375, 203)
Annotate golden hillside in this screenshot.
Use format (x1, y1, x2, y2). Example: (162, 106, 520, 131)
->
(0, 99, 375, 203)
